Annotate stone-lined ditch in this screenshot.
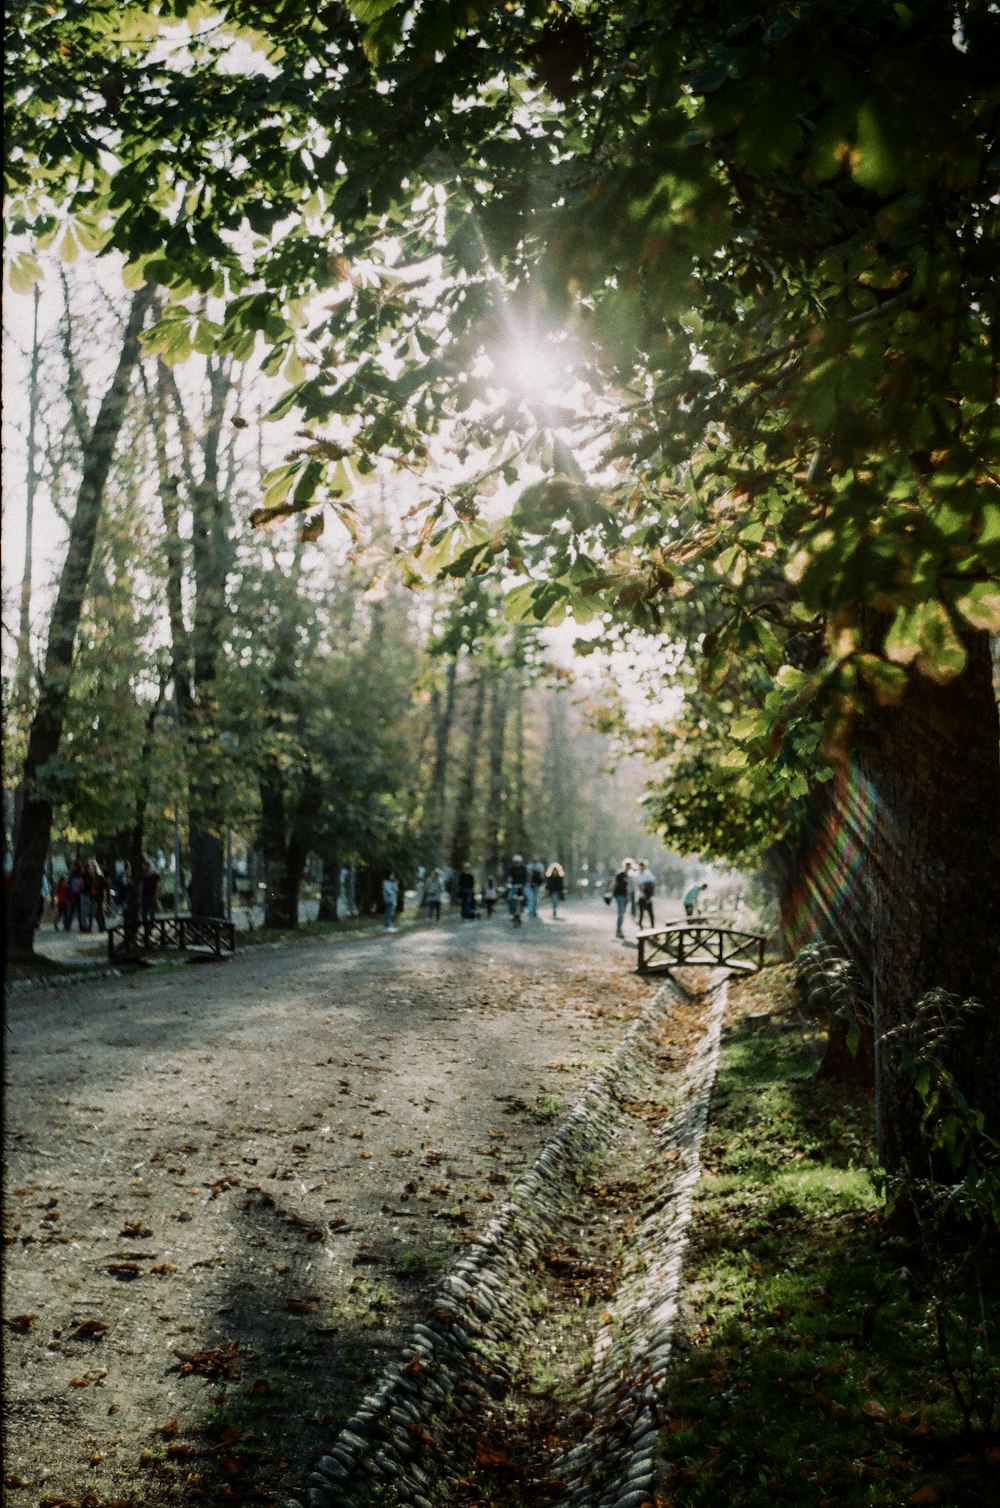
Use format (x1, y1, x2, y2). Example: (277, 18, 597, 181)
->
(289, 972, 728, 1508)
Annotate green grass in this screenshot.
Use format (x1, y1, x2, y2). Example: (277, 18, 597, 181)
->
(659, 985, 999, 1507)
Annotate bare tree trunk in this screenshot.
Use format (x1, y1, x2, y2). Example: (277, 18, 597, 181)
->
(483, 675, 509, 877)
(506, 679, 529, 862)
(122, 680, 167, 949)
(427, 653, 458, 867)
(449, 673, 487, 873)
(157, 357, 233, 917)
(5, 286, 154, 957)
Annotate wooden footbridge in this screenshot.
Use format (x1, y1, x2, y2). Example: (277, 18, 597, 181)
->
(636, 922, 766, 976)
(107, 914, 236, 960)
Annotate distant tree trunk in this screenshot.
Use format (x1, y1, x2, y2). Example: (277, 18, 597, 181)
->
(123, 680, 167, 942)
(857, 627, 1000, 1173)
(483, 675, 509, 877)
(427, 654, 458, 867)
(317, 850, 340, 922)
(258, 763, 292, 930)
(187, 361, 231, 917)
(506, 680, 528, 861)
(158, 356, 233, 918)
(449, 673, 487, 873)
(5, 285, 154, 958)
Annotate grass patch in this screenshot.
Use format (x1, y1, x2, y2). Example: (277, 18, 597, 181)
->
(659, 971, 998, 1507)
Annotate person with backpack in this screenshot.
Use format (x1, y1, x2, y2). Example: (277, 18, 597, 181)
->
(635, 860, 656, 928)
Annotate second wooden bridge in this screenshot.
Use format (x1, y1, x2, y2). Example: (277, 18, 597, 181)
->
(636, 922, 766, 976)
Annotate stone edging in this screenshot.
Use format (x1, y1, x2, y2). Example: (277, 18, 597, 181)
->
(4, 966, 125, 995)
(286, 973, 729, 1508)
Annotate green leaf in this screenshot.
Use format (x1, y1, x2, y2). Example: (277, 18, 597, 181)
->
(954, 582, 1000, 633)
(885, 600, 967, 682)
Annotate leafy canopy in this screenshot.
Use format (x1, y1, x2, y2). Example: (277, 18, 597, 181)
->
(6, 0, 999, 858)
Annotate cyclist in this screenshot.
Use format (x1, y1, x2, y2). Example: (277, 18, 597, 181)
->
(507, 853, 528, 925)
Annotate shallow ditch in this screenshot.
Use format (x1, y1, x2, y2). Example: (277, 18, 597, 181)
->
(289, 973, 728, 1508)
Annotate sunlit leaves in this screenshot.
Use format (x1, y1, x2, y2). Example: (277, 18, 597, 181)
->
(884, 601, 968, 683)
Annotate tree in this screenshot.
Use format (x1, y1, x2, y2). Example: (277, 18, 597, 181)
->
(6, 1, 998, 1169)
(4, 286, 154, 956)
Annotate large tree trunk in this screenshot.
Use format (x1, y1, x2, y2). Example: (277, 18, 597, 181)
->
(9, 288, 43, 857)
(5, 286, 154, 958)
(858, 628, 1000, 1173)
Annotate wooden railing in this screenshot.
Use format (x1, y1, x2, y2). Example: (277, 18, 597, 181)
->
(636, 923, 766, 976)
(107, 914, 236, 960)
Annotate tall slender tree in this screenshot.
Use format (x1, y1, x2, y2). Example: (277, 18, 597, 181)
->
(5, 285, 155, 957)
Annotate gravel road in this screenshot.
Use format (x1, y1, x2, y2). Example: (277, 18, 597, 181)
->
(3, 900, 662, 1505)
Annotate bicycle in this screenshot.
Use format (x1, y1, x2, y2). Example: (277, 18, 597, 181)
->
(509, 885, 526, 927)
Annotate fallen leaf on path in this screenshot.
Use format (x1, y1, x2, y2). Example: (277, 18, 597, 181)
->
(173, 1343, 241, 1380)
(70, 1319, 107, 1340)
(3, 1314, 39, 1332)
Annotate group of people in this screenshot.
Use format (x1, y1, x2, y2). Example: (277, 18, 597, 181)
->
(608, 860, 709, 939)
(503, 856, 566, 921)
(393, 859, 568, 931)
(49, 858, 161, 932)
(384, 858, 710, 939)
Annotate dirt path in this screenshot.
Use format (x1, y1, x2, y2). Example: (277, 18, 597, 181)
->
(3, 901, 675, 1506)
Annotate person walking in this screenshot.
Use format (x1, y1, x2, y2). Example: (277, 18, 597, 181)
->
(424, 867, 443, 922)
(625, 858, 639, 919)
(55, 874, 69, 930)
(526, 859, 544, 918)
(636, 861, 656, 929)
(507, 854, 528, 922)
(140, 861, 160, 929)
(382, 871, 399, 932)
(683, 881, 708, 919)
(545, 862, 565, 919)
(66, 861, 85, 931)
(458, 862, 477, 920)
(483, 876, 498, 918)
(610, 863, 630, 939)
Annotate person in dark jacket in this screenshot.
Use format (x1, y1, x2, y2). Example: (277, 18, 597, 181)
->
(458, 863, 477, 919)
(610, 864, 630, 939)
(545, 862, 566, 919)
